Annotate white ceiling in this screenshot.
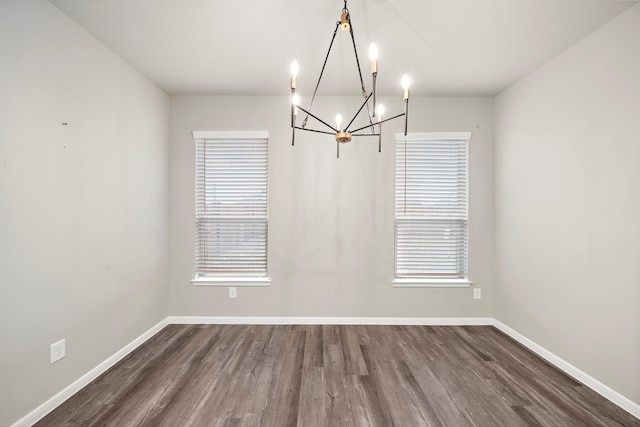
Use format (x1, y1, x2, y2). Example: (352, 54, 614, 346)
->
(49, 0, 637, 97)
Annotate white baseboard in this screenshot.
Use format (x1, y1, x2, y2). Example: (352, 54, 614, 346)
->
(493, 320, 640, 420)
(167, 316, 494, 326)
(11, 318, 169, 427)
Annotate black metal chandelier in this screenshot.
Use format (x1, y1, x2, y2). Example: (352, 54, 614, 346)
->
(289, 0, 411, 158)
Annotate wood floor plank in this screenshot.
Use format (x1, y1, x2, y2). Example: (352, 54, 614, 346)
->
(141, 328, 222, 426)
(190, 326, 279, 425)
(35, 325, 640, 427)
(325, 372, 355, 426)
(400, 345, 472, 426)
(393, 359, 443, 426)
(297, 367, 325, 427)
(181, 326, 258, 426)
(324, 343, 346, 374)
(323, 325, 346, 374)
(344, 374, 377, 427)
(428, 347, 526, 426)
(339, 326, 368, 375)
(357, 344, 396, 426)
(260, 329, 305, 427)
(373, 359, 419, 426)
(301, 325, 324, 368)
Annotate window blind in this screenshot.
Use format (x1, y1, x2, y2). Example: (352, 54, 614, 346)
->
(194, 132, 268, 277)
(395, 133, 470, 279)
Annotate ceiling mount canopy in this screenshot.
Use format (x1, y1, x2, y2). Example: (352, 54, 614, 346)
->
(289, 0, 411, 158)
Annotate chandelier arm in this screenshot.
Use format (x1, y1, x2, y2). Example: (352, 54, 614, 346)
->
(294, 126, 335, 136)
(297, 105, 339, 132)
(302, 21, 341, 129)
(350, 133, 381, 137)
(349, 112, 405, 133)
(347, 19, 367, 97)
(344, 92, 373, 132)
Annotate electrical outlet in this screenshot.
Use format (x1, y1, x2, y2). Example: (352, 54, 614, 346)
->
(229, 287, 237, 299)
(473, 288, 481, 300)
(50, 339, 66, 364)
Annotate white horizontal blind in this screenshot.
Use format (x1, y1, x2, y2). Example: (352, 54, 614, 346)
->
(195, 133, 268, 277)
(395, 133, 470, 279)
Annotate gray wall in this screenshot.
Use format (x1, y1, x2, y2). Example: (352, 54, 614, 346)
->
(494, 3, 640, 405)
(169, 95, 494, 318)
(0, 1, 170, 425)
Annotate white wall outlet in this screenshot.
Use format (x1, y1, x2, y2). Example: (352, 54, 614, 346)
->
(473, 288, 482, 300)
(229, 287, 237, 299)
(50, 339, 66, 364)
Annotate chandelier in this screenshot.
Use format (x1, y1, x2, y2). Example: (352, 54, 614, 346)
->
(289, 0, 411, 158)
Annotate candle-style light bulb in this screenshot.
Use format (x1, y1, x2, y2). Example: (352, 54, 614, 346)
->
(369, 43, 378, 74)
(290, 60, 299, 90)
(401, 74, 411, 100)
(376, 104, 385, 122)
(335, 114, 343, 131)
(401, 75, 410, 135)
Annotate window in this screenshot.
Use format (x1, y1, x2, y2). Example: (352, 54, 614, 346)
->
(394, 132, 471, 286)
(192, 131, 269, 284)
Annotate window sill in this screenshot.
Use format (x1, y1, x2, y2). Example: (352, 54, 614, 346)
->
(392, 278, 472, 288)
(191, 277, 271, 286)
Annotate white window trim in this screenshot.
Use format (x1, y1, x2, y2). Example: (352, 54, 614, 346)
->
(393, 131, 472, 288)
(192, 130, 270, 285)
(392, 278, 473, 288)
(192, 130, 269, 140)
(191, 276, 272, 286)
(395, 132, 471, 141)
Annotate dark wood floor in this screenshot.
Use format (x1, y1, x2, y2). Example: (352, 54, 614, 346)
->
(36, 324, 639, 427)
